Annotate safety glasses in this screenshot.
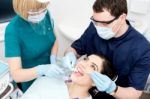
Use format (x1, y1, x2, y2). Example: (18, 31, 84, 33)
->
(90, 16, 119, 26)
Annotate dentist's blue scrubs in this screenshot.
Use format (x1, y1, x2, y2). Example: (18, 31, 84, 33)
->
(5, 13, 55, 92)
(71, 20, 150, 98)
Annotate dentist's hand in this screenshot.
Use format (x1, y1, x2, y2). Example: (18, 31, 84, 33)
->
(61, 52, 77, 70)
(36, 64, 64, 78)
(50, 54, 56, 64)
(90, 71, 117, 94)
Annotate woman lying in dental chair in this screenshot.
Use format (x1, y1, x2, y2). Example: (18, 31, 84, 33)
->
(20, 54, 116, 99)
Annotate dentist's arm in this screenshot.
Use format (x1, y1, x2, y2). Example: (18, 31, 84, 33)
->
(90, 71, 142, 99)
(113, 86, 142, 99)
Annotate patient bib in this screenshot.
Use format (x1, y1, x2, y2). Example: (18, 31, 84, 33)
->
(20, 77, 69, 99)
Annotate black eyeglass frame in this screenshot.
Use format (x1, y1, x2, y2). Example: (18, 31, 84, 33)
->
(90, 16, 119, 25)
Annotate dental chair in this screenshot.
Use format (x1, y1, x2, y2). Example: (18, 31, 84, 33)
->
(20, 77, 69, 99)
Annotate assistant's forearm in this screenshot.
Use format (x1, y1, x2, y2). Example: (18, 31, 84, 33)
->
(113, 86, 142, 99)
(10, 67, 37, 82)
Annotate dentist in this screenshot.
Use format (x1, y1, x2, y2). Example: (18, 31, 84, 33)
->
(5, 0, 63, 92)
(62, 0, 150, 99)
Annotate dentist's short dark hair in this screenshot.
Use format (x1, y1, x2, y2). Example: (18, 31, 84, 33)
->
(93, 0, 128, 18)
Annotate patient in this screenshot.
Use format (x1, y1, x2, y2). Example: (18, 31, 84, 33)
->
(21, 54, 116, 99)
(68, 54, 116, 99)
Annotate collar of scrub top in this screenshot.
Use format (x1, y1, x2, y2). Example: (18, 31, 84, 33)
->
(36, 0, 50, 3)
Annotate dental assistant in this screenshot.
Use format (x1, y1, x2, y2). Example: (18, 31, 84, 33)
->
(62, 0, 150, 99)
(4, 0, 63, 92)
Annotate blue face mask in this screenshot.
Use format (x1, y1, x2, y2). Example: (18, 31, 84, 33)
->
(95, 25, 116, 40)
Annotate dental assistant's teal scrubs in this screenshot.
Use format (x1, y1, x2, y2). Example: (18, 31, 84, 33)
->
(5, 13, 55, 92)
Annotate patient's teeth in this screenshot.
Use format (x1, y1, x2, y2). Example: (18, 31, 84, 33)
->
(74, 68, 78, 72)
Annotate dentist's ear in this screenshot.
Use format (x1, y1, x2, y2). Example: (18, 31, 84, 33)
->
(118, 13, 127, 25)
(120, 13, 127, 21)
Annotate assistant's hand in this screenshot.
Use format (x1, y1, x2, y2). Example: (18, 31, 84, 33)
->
(90, 71, 117, 94)
(61, 52, 77, 70)
(45, 64, 65, 78)
(50, 54, 56, 64)
(36, 64, 64, 78)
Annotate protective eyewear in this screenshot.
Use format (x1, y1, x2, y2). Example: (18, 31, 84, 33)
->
(90, 16, 118, 26)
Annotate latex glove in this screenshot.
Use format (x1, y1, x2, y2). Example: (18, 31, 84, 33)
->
(90, 71, 116, 94)
(50, 54, 56, 64)
(61, 52, 76, 70)
(36, 64, 64, 78)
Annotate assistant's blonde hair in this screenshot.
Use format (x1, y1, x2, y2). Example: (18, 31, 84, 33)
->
(13, 0, 48, 20)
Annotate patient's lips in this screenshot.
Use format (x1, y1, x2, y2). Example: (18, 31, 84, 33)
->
(74, 67, 84, 76)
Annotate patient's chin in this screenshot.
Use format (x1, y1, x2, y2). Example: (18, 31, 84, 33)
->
(70, 73, 81, 82)
(70, 72, 91, 85)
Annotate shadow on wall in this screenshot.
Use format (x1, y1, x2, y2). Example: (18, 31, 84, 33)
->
(0, 0, 16, 23)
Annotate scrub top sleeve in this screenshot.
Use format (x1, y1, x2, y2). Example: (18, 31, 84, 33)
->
(71, 23, 93, 55)
(128, 43, 150, 90)
(5, 30, 21, 57)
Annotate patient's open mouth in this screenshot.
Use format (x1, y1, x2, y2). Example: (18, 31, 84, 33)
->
(74, 67, 84, 76)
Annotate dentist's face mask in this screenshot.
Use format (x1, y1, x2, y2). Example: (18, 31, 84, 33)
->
(95, 25, 116, 40)
(28, 8, 47, 23)
(91, 16, 119, 40)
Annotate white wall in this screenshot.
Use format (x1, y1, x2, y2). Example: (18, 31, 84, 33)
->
(127, 0, 150, 41)
(48, 0, 95, 57)
(49, 0, 94, 30)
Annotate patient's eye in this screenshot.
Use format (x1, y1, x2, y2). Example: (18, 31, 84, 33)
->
(90, 64, 96, 71)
